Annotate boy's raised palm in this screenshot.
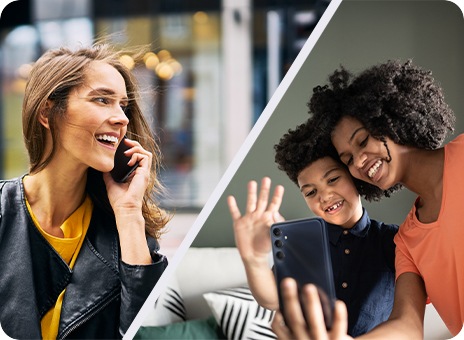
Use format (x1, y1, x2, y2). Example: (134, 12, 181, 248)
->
(227, 177, 285, 263)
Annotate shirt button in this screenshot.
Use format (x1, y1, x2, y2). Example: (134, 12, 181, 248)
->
(342, 282, 348, 289)
(343, 230, 349, 235)
(344, 248, 350, 255)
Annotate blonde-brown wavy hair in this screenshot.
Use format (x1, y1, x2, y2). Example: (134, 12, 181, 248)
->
(22, 43, 169, 239)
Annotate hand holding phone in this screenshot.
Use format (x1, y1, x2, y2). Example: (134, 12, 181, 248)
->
(270, 217, 336, 330)
(110, 136, 139, 183)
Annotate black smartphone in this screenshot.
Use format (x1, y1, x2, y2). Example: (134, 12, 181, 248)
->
(270, 217, 336, 330)
(110, 136, 139, 183)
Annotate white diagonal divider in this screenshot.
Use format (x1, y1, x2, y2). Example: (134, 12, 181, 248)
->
(123, 0, 343, 338)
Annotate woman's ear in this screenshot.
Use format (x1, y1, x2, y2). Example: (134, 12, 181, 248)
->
(38, 100, 52, 129)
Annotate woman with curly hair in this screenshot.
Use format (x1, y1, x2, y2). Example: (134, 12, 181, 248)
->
(0, 43, 169, 339)
(272, 60, 462, 339)
(228, 116, 398, 337)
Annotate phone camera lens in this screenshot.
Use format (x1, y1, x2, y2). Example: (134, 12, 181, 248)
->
(276, 251, 285, 260)
(274, 240, 283, 248)
(273, 228, 282, 237)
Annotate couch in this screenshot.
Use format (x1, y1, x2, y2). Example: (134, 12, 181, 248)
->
(135, 247, 451, 339)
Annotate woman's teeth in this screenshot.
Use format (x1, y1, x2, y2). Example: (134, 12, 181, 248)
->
(326, 201, 343, 212)
(368, 160, 382, 178)
(96, 134, 118, 145)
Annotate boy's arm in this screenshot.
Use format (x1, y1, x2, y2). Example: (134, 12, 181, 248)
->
(243, 256, 279, 310)
(227, 177, 285, 310)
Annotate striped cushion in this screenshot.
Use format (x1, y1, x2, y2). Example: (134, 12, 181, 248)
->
(203, 287, 276, 340)
(143, 276, 186, 326)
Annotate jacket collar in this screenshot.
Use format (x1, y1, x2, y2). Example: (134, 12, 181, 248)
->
(0, 177, 122, 339)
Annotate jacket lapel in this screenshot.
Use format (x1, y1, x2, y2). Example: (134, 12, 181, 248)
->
(58, 208, 121, 338)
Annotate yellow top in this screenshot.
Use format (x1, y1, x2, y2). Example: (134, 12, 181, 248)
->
(26, 195, 93, 340)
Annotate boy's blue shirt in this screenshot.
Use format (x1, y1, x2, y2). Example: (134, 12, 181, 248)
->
(326, 208, 398, 337)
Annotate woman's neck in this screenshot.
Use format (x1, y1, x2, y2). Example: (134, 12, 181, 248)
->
(23, 165, 88, 236)
(399, 147, 444, 220)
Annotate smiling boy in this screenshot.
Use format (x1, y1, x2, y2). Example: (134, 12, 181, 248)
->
(228, 119, 398, 336)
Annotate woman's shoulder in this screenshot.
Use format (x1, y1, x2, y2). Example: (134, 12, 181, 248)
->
(447, 133, 464, 147)
(444, 133, 464, 161)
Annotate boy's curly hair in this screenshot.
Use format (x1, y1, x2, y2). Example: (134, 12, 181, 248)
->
(274, 117, 387, 202)
(308, 60, 455, 200)
(274, 68, 353, 187)
(274, 119, 339, 186)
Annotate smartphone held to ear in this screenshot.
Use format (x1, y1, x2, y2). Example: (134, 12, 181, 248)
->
(110, 136, 139, 183)
(270, 217, 336, 330)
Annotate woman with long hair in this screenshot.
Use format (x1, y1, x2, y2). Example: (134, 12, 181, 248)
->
(0, 43, 169, 339)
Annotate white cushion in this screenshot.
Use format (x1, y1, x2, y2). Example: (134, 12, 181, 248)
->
(176, 247, 248, 319)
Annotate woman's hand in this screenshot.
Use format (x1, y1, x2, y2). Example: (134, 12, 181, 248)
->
(103, 137, 152, 215)
(227, 177, 285, 263)
(103, 137, 153, 265)
(272, 278, 352, 340)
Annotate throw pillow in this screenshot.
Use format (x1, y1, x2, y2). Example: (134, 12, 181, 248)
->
(142, 275, 186, 326)
(203, 286, 276, 340)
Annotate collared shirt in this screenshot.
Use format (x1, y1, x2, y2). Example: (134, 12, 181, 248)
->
(327, 209, 398, 337)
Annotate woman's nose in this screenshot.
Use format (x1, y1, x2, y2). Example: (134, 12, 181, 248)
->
(354, 151, 367, 169)
(110, 106, 129, 126)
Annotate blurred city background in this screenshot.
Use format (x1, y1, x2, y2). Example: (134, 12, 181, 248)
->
(0, 0, 329, 258)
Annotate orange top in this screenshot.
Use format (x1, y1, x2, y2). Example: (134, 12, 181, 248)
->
(394, 134, 464, 336)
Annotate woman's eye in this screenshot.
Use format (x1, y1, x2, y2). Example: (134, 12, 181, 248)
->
(346, 156, 353, 166)
(94, 97, 109, 104)
(360, 135, 369, 147)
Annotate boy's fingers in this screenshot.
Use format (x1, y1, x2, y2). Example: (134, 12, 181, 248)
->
(268, 184, 285, 212)
(227, 196, 241, 221)
(256, 177, 271, 212)
(246, 180, 258, 213)
(273, 211, 285, 223)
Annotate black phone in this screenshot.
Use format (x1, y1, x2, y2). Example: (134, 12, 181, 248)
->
(270, 217, 336, 330)
(110, 136, 139, 183)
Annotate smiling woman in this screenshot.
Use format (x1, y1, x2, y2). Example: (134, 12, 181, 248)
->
(273, 60, 464, 339)
(0, 44, 169, 339)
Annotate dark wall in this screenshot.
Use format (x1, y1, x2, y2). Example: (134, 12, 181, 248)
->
(193, 0, 464, 247)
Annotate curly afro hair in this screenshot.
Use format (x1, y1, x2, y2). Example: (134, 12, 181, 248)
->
(308, 60, 456, 200)
(274, 118, 340, 187)
(347, 59, 455, 149)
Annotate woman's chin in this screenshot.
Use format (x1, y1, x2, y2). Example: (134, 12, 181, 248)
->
(90, 163, 114, 173)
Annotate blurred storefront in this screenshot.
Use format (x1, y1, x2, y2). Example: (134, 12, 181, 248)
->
(0, 0, 329, 209)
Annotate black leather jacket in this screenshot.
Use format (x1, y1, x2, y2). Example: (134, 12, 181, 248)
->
(0, 177, 168, 339)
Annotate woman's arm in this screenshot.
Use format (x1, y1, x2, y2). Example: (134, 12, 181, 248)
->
(118, 239, 168, 335)
(358, 273, 426, 339)
(272, 273, 427, 339)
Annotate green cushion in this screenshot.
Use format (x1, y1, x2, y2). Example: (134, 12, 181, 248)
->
(134, 316, 226, 339)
